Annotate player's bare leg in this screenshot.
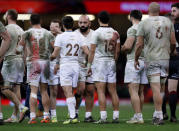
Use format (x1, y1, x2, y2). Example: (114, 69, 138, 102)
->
(62, 86, 78, 124)
(108, 83, 119, 123)
(149, 74, 164, 125)
(4, 84, 21, 123)
(40, 83, 50, 123)
(127, 83, 144, 124)
(84, 83, 95, 122)
(168, 79, 178, 122)
(0, 97, 3, 125)
(75, 82, 85, 116)
(50, 85, 58, 122)
(95, 82, 107, 123)
(29, 86, 38, 124)
(139, 84, 144, 111)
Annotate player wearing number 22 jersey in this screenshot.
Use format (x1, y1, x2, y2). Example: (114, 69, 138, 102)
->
(51, 16, 89, 124)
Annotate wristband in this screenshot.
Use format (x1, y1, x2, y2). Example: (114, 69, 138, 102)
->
(87, 63, 92, 68)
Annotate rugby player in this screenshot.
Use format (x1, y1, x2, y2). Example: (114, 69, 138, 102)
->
(87, 11, 120, 123)
(135, 2, 176, 125)
(49, 19, 62, 123)
(0, 21, 11, 125)
(74, 15, 96, 122)
(122, 10, 148, 124)
(16, 14, 55, 124)
(50, 16, 89, 124)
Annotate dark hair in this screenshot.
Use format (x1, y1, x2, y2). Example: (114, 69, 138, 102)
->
(51, 19, 61, 25)
(30, 14, 40, 25)
(130, 10, 142, 21)
(98, 11, 110, 24)
(171, 3, 179, 9)
(62, 16, 74, 29)
(7, 9, 18, 21)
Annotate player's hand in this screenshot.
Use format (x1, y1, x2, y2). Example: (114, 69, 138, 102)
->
(134, 60, 140, 70)
(54, 64, 59, 74)
(87, 68, 92, 76)
(50, 55, 55, 61)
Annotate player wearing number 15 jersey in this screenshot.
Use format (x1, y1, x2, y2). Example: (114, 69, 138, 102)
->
(134, 2, 176, 125)
(87, 11, 120, 123)
(50, 16, 89, 124)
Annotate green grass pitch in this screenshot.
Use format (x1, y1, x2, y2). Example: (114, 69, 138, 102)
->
(0, 104, 179, 131)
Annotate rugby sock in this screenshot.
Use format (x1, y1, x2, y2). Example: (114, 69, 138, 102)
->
(30, 112, 36, 120)
(18, 104, 25, 112)
(136, 113, 143, 119)
(0, 113, 3, 119)
(154, 111, 163, 120)
(85, 112, 92, 118)
(11, 114, 17, 119)
(66, 97, 76, 119)
(169, 91, 177, 117)
(75, 109, 79, 115)
(43, 112, 49, 119)
(100, 111, 107, 120)
(113, 111, 119, 119)
(153, 111, 157, 118)
(162, 94, 167, 114)
(50, 109, 57, 117)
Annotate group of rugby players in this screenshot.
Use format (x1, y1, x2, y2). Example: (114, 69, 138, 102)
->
(0, 2, 178, 126)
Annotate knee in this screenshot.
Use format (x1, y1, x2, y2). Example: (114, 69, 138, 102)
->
(1, 87, 11, 94)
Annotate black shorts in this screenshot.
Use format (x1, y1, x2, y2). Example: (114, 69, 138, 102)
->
(168, 59, 179, 80)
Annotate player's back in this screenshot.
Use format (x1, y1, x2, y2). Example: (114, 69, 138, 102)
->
(5, 24, 24, 58)
(139, 16, 174, 61)
(93, 27, 118, 61)
(55, 31, 83, 65)
(24, 28, 53, 61)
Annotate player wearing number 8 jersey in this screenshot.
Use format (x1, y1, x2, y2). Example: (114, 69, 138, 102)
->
(87, 11, 120, 123)
(50, 16, 89, 124)
(134, 2, 176, 125)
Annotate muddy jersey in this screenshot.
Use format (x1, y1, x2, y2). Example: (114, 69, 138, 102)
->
(4, 24, 24, 60)
(127, 24, 144, 61)
(137, 16, 174, 62)
(91, 27, 120, 61)
(75, 29, 94, 65)
(22, 28, 54, 61)
(54, 31, 84, 65)
(0, 21, 6, 34)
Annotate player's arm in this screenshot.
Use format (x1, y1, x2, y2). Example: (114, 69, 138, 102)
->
(115, 41, 120, 61)
(121, 37, 135, 53)
(0, 30, 11, 62)
(170, 31, 176, 55)
(50, 46, 60, 61)
(87, 44, 96, 68)
(82, 45, 89, 56)
(134, 36, 144, 70)
(16, 33, 27, 54)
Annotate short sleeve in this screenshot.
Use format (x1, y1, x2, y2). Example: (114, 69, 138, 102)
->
(136, 21, 145, 37)
(127, 27, 136, 37)
(54, 34, 62, 47)
(49, 32, 55, 43)
(0, 22, 6, 33)
(91, 31, 98, 45)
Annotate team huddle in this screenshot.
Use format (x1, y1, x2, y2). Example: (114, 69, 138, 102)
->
(0, 2, 178, 126)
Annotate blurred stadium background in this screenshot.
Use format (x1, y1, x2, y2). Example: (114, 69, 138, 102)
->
(0, 0, 178, 106)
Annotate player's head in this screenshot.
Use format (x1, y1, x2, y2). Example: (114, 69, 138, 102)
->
(148, 2, 160, 15)
(129, 10, 142, 22)
(78, 15, 91, 33)
(62, 16, 74, 30)
(98, 11, 110, 24)
(171, 3, 179, 21)
(4, 9, 18, 23)
(50, 19, 61, 35)
(30, 14, 41, 25)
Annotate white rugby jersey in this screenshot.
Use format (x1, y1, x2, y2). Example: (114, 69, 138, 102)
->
(75, 29, 94, 65)
(54, 31, 85, 64)
(91, 27, 120, 61)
